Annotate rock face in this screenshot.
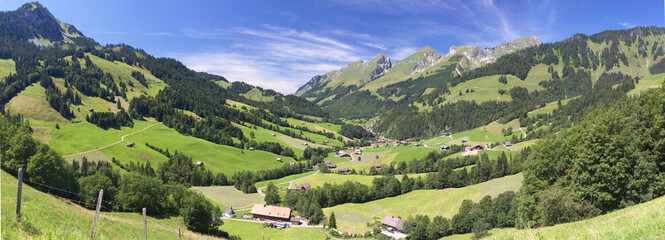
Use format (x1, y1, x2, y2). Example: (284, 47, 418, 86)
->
(363, 53, 392, 83)
(0, 2, 83, 46)
(454, 36, 540, 76)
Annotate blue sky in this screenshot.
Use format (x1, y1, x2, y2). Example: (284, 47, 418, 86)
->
(1, 0, 663, 93)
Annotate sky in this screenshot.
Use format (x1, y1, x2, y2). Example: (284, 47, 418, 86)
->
(1, 0, 663, 94)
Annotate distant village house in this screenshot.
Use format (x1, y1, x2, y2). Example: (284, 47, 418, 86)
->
(290, 183, 311, 191)
(223, 207, 235, 218)
(250, 204, 292, 221)
(381, 216, 405, 233)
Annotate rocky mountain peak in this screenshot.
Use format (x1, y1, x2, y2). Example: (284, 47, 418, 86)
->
(1, 2, 84, 46)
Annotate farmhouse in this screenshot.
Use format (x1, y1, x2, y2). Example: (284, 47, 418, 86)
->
(303, 142, 308, 146)
(338, 168, 351, 174)
(223, 207, 235, 218)
(88, 108, 94, 112)
(125, 143, 134, 147)
(276, 158, 282, 162)
(336, 151, 351, 158)
(249, 147, 254, 151)
(503, 141, 512, 147)
(375, 164, 381, 168)
(441, 132, 452, 137)
(195, 161, 203, 166)
(465, 144, 488, 152)
(291, 183, 311, 191)
(289, 162, 295, 166)
(271, 133, 276, 137)
(439, 145, 449, 150)
(381, 215, 405, 232)
(250, 204, 292, 221)
(326, 163, 337, 169)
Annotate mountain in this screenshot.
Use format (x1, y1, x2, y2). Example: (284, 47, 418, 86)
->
(0, 2, 84, 46)
(295, 37, 540, 119)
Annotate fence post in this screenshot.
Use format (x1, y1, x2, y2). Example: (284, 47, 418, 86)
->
(15, 167, 23, 218)
(178, 227, 181, 240)
(143, 208, 147, 240)
(90, 189, 103, 239)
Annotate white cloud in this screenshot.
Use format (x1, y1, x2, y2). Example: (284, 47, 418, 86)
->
(390, 47, 419, 60)
(619, 22, 636, 28)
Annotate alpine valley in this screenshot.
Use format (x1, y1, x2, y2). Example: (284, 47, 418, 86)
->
(1, 2, 664, 240)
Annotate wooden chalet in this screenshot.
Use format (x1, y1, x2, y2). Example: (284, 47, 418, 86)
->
(195, 161, 203, 166)
(439, 145, 449, 151)
(336, 151, 351, 158)
(289, 162, 296, 166)
(125, 143, 134, 147)
(375, 164, 382, 168)
(338, 168, 351, 174)
(223, 207, 235, 218)
(290, 183, 311, 191)
(503, 141, 512, 147)
(465, 144, 488, 152)
(325, 163, 337, 169)
(251, 204, 292, 221)
(276, 158, 282, 162)
(381, 216, 405, 233)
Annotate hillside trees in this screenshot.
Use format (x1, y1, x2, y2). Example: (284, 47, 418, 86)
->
(264, 182, 280, 205)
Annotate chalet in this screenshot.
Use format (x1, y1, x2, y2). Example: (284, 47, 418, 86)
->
(223, 207, 235, 218)
(156, 80, 162, 83)
(324, 140, 329, 143)
(338, 168, 351, 174)
(439, 145, 449, 151)
(375, 164, 381, 168)
(251, 204, 292, 221)
(325, 161, 331, 164)
(125, 143, 134, 147)
(195, 161, 203, 166)
(441, 132, 452, 137)
(503, 141, 512, 147)
(303, 142, 308, 146)
(381, 216, 405, 233)
(461, 139, 468, 143)
(88, 108, 94, 112)
(291, 183, 311, 191)
(465, 144, 488, 152)
(326, 163, 337, 169)
(301, 122, 305, 125)
(414, 143, 422, 147)
(276, 158, 282, 162)
(354, 150, 362, 155)
(336, 151, 351, 158)
(289, 162, 296, 166)
(290, 216, 301, 225)
(249, 147, 254, 151)
(271, 133, 276, 137)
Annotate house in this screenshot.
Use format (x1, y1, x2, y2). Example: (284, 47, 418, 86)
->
(439, 145, 449, 151)
(249, 147, 254, 151)
(375, 164, 381, 168)
(271, 133, 276, 137)
(461, 139, 468, 143)
(291, 183, 311, 191)
(251, 204, 292, 221)
(325, 163, 337, 169)
(125, 143, 134, 147)
(324, 140, 329, 143)
(88, 108, 94, 112)
(354, 150, 362, 155)
(195, 161, 203, 166)
(223, 207, 235, 218)
(156, 80, 162, 83)
(276, 158, 282, 162)
(465, 144, 488, 152)
(325, 161, 331, 164)
(441, 132, 452, 137)
(301, 122, 305, 125)
(381, 216, 405, 233)
(338, 168, 350, 174)
(289, 162, 296, 166)
(503, 141, 512, 147)
(290, 216, 301, 225)
(414, 143, 422, 147)
(303, 142, 308, 146)
(336, 151, 351, 158)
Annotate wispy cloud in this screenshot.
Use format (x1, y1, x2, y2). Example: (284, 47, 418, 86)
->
(619, 22, 636, 28)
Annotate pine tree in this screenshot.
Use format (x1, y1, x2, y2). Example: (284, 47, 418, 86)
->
(328, 212, 337, 229)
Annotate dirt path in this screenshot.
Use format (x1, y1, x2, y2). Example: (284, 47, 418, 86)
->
(519, 127, 527, 138)
(256, 170, 320, 197)
(62, 123, 161, 158)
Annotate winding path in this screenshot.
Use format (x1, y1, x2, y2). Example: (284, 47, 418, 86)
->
(256, 169, 320, 197)
(519, 127, 527, 138)
(62, 123, 161, 158)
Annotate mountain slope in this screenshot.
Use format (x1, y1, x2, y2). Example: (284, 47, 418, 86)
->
(0, 2, 84, 46)
(296, 37, 540, 119)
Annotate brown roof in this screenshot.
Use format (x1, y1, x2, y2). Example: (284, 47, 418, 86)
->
(381, 216, 405, 232)
(291, 183, 311, 191)
(338, 168, 350, 172)
(250, 204, 291, 220)
(326, 163, 337, 168)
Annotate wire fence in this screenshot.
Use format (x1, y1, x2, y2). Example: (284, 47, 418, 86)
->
(1, 170, 218, 240)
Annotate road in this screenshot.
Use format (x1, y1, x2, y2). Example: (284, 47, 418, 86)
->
(62, 123, 161, 158)
(256, 169, 320, 197)
(519, 127, 527, 138)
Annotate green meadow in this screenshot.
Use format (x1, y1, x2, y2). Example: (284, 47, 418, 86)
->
(0, 58, 16, 81)
(324, 173, 523, 234)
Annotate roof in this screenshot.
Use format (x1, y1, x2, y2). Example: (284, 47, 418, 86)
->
(381, 216, 405, 231)
(291, 183, 311, 191)
(250, 204, 292, 219)
(338, 168, 350, 172)
(224, 207, 234, 215)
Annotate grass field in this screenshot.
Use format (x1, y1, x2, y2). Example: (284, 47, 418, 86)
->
(628, 72, 665, 96)
(1, 170, 222, 240)
(424, 120, 521, 148)
(254, 171, 317, 189)
(6, 83, 68, 122)
(86, 53, 167, 98)
(240, 88, 275, 102)
(444, 191, 665, 239)
(292, 173, 429, 189)
(0, 58, 16, 81)
(324, 173, 523, 234)
(219, 220, 328, 239)
(192, 186, 262, 209)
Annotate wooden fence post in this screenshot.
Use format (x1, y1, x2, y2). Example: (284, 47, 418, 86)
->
(143, 208, 147, 240)
(15, 167, 23, 218)
(90, 189, 103, 239)
(178, 227, 181, 240)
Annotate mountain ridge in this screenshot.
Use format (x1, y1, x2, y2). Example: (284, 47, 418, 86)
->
(0, 2, 84, 46)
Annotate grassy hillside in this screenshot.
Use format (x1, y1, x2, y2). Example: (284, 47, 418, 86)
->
(219, 220, 328, 239)
(193, 186, 262, 209)
(0, 58, 16, 81)
(443, 193, 665, 240)
(324, 173, 523, 234)
(0, 170, 221, 240)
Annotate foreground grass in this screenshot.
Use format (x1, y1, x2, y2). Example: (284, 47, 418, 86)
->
(0, 170, 220, 240)
(443, 193, 665, 240)
(220, 220, 327, 239)
(324, 173, 523, 234)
